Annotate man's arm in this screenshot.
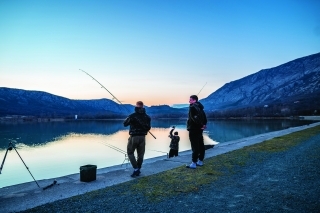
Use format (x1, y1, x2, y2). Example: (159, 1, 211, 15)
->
(169, 128, 174, 138)
(123, 116, 131, 127)
(200, 109, 207, 130)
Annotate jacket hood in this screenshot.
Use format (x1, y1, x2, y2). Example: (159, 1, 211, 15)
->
(191, 101, 204, 110)
(135, 107, 146, 114)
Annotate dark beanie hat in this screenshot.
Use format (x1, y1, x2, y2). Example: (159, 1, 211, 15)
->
(136, 101, 144, 107)
(174, 131, 178, 135)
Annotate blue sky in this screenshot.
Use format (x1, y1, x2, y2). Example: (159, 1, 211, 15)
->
(0, 0, 319, 106)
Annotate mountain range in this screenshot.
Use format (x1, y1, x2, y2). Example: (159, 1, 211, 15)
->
(1, 52, 319, 118)
(202, 52, 320, 117)
(0, 88, 187, 119)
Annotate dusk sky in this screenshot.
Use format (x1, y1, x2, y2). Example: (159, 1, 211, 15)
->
(1, 0, 319, 106)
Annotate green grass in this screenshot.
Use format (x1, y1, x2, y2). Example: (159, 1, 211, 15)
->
(131, 125, 320, 201)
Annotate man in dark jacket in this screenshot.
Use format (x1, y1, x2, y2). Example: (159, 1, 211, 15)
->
(123, 101, 151, 177)
(186, 95, 207, 169)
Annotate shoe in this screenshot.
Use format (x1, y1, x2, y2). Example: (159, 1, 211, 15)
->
(196, 160, 204, 166)
(130, 169, 141, 177)
(186, 162, 196, 169)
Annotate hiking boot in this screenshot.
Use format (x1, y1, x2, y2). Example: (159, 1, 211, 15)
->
(130, 169, 141, 177)
(196, 160, 204, 166)
(186, 162, 196, 169)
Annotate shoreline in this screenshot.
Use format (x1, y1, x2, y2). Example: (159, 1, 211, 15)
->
(0, 121, 319, 212)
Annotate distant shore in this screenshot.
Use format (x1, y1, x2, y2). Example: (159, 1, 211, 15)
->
(1, 115, 320, 123)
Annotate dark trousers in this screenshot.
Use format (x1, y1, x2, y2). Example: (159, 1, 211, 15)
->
(168, 149, 178, 158)
(189, 131, 205, 163)
(127, 135, 145, 169)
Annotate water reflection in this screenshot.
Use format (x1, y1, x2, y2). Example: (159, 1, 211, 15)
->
(0, 121, 126, 149)
(0, 126, 195, 188)
(0, 119, 316, 188)
(204, 119, 315, 142)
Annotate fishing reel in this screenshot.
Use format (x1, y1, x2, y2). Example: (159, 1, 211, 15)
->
(7, 145, 13, 151)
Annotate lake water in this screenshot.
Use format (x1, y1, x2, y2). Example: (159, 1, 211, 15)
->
(0, 119, 316, 188)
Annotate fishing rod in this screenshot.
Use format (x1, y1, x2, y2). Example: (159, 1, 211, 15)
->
(80, 69, 156, 139)
(197, 82, 207, 96)
(99, 142, 129, 167)
(101, 142, 126, 154)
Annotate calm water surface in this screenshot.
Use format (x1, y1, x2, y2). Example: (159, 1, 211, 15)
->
(0, 119, 316, 188)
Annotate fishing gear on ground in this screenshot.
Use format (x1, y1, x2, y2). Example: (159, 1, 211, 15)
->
(0, 141, 58, 190)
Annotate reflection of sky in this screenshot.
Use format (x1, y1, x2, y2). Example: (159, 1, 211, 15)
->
(0, 127, 213, 188)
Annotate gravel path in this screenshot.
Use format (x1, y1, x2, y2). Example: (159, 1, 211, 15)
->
(20, 133, 320, 213)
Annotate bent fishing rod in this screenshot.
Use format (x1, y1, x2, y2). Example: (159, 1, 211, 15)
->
(80, 69, 156, 139)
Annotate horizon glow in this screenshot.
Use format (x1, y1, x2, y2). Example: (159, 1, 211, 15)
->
(1, 0, 319, 106)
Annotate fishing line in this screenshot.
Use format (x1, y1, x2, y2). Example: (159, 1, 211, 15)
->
(80, 69, 156, 139)
(197, 82, 207, 96)
(99, 142, 126, 154)
(100, 140, 167, 156)
(98, 142, 129, 167)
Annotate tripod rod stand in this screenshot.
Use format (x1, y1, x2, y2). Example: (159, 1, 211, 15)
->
(121, 154, 130, 168)
(0, 142, 40, 188)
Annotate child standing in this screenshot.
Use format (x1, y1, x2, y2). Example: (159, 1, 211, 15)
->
(168, 126, 180, 158)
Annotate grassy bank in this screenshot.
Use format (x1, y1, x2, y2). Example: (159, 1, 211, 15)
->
(129, 125, 320, 201)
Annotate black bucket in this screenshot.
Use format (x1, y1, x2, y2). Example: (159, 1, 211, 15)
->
(80, 164, 97, 182)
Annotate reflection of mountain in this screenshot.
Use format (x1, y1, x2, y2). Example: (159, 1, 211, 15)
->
(151, 119, 187, 128)
(1, 119, 316, 150)
(0, 119, 191, 149)
(0, 121, 126, 149)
